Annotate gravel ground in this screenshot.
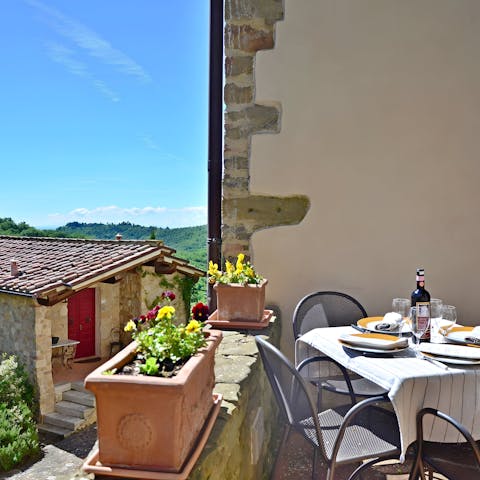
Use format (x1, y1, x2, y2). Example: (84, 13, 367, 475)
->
(1, 425, 98, 480)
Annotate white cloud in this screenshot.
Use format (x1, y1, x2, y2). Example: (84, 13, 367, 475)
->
(25, 0, 151, 102)
(26, 0, 151, 83)
(46, 205, 207, 228)
(46, 41, 119, 101)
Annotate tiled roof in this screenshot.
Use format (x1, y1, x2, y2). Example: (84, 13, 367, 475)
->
(0, 236, 204, 304)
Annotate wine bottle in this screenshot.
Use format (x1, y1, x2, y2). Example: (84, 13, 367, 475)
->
(411, 268, 431, 341)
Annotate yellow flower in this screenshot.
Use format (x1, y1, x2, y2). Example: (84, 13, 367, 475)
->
(208, 261, 220, 278)
(245, 265, 255, 279)
(225, 260, 235, 275)
(124, 320, 136, 332)
(156, 306, 175, 321)
(185, 320, 202, 334)
(236, 253, 245, 271)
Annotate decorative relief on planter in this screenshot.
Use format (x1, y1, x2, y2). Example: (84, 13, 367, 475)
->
(117, 414, 153, 451)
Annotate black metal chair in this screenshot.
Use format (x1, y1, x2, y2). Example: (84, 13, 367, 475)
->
(256, 336, 401, 480)
(408, 408, 480, 480)
(293, 291, 388, 404)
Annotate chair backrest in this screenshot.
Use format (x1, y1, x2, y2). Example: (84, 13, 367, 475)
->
(255, 336, 328, 457)
(293, 291, 368, 339)
(417, 408, 480, 470)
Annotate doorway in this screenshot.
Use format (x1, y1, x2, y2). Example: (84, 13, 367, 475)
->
(68, 288, 96, 358)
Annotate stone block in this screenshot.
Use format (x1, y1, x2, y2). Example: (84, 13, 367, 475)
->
(224, 156, 249, 171)
(225, 54, 254, 77)
(224, 194, 311, 232)
(225, 23, 274, 53)
(224, 83, 254, 105)
(245, 102, 281, 134)
(225, 0, 284, 25)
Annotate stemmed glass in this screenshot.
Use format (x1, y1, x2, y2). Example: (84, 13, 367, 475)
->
(409, 306, 430, 356)
(439, 305, 457, 337)
(392, 298, 410, 335)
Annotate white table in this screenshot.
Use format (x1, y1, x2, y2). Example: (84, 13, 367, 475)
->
(296, 326, 480, 460)
(51, 339, 80, 368)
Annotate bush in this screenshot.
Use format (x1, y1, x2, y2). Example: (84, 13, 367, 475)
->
(0, 354, 39, 471)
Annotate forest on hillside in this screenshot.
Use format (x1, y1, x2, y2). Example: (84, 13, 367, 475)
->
(0, 218, 208, 303)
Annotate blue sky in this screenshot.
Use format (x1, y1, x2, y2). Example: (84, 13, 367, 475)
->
(1, 0, 210, 228)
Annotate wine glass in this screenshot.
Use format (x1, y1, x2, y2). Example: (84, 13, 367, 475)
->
(392, 298, 410, 334)
(429, 298, 444, 343)
(439, 305, 457, 337)
(409, 306, 430, 356)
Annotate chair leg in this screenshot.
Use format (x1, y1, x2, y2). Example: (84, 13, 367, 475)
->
(312, 446, 318, 480)
(271, 425, 291, 479)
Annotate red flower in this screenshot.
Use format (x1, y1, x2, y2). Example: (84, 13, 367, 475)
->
(192, 302, 209, 320)
(161, 291, 176, 301)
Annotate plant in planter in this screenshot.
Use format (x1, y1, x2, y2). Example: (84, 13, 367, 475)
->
(83, 294, 222, 476)
(208, 253, 269, 324)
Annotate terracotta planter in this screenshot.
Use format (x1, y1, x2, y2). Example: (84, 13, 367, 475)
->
(214, 278, 268, 322)
(84, 329, 222, 473)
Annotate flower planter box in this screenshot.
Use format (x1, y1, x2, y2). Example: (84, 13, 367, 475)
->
(84, 329, 222, 474)
(213, 279, 268, 322)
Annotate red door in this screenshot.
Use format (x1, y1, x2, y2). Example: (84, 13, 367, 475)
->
(68, 289, 96, 358)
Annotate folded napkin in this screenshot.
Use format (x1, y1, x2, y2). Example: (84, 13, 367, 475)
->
(465, 327, 480, 344)
(339, 333, 408, 350)
(374, 312, 403, 332)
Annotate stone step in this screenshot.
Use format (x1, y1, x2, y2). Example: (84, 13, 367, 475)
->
(63, 389, 95, 407)
(42, 411, 84, 431)
(54, 382, 72, 402)
(37, 422, 73, 438)
(71, 380, 89, 394)
(55, 400, 95, 420)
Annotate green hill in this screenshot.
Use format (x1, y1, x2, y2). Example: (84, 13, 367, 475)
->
(56, 222, 207, 253)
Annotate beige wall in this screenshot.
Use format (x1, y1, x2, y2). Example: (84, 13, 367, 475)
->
(251, 0, 480, 354)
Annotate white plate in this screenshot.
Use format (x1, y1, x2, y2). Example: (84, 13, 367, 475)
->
(339, 341, 409, 355)
(419, 343, 480, 360)
(422, 353, 480, 365)
(357, 316, 411, 334)
(445, 327, 480, 346)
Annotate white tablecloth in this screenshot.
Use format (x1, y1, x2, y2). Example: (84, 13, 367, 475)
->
(295, 326, 480, 460)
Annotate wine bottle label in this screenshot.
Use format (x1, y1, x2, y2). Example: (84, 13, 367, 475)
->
(416, 302, 430, 340)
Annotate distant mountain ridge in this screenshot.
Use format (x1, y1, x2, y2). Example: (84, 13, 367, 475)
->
(56, 222, 207, 252)
(0, 217, 207, 268)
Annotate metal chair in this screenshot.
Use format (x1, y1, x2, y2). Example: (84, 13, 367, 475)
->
(409, 408, 480, 480)
(293, 291, 388, 403)
(256, 336, 400, 480)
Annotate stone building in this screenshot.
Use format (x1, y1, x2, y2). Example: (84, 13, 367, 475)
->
(0, 235, 203, 415)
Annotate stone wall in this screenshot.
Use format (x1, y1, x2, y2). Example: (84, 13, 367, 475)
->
(34, 304, 56, 415)
(223, 0, 309, 260)
(139, 266, 192, 321)
(97, 283, 120, 359)
(190, 310, 281, 479)
(0, 293, 37, 382)
(50, 302, 68, 340)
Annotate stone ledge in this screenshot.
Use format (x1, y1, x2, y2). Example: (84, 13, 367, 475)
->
(189, 308, 282, 480)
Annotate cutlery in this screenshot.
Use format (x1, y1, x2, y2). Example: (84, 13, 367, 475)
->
(419, 354, 449, 370)
(350, 324, 407, 337)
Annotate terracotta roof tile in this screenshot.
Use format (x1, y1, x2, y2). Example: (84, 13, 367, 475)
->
(0, 236, 202, 300)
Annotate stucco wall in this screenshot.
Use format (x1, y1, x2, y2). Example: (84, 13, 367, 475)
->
(250, 0, 480, 354)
